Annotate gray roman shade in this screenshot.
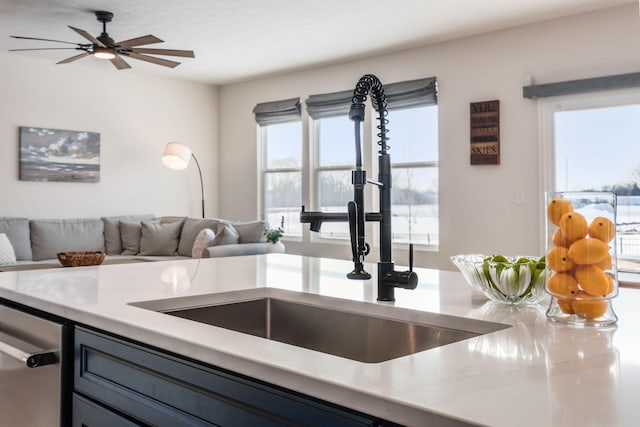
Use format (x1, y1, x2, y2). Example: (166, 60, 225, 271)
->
(305, 77, 438, 119)
(253, 97, 301, 126)
(383, 77, 438, 110)
(305, 89, 353, 119)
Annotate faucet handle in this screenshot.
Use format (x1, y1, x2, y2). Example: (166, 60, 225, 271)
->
(347, 201, 358, 262)
(347, 201, 371, 280)
(409, 243, 414, 272)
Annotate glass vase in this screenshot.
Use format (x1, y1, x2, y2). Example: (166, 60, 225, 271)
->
(545, 191, 618, 326)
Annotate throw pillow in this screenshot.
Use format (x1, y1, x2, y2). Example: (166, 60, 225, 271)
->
(139, 220, 184, 256)
(0, 217, 32, 261)
(30, 218, 105, 261)
(191, 228, 216, 258)
(178, 218, 220, 257)
(211, 223, 240, 246)
(120, 221, 144, 255)
(231, 220, 267, 243)
(102, 214, 154, 255)
(0, 233, 17, 265)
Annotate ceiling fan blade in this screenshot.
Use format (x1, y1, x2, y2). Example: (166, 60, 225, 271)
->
(117, 35, 163, 48)
(56, 52, 90, 64)
(129, 47, 195, 58)
(68, 26, 105, 47)
(110, 54, 132, 70)
(126, 52, 180, 68)
(10, 48, 83, 52)
(11, 35, 80, 45)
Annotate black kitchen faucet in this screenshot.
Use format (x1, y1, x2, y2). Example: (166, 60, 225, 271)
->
(301, 74, 418, 301)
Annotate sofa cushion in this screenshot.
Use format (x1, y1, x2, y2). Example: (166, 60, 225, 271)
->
(178, 218, 221, 257)
(0, 217, 32, 261)
(229, 220, 266, 243)
(0, 233, 17, 265)
(191, 228, 216, 258)
(30, 218, 105, 261)
(139, 220, 184, 256)
(203, 242, 284, 258)
(157, 216, 187, 224)
(211, 223, 239, 246)
(120, 221, 144, 255)
(102, 214, 154, 255)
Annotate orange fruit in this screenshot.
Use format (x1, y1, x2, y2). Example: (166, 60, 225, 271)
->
(575, 265, 610, 297)
(546, 246, 574, 272)
(558, 212, 588, 241)
(567, 238, 609, 265)
(547, 198, 574, 226)
(552, 229, 573, 248)
(557, 298, 575, 314)
(594, 252, 613, 270)
(588, 217, 615, 243)
(572, 295, 608, 319)
(546, 272, 579, 297)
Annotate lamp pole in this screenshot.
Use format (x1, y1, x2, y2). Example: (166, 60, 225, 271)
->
(191, 153, 205, 218)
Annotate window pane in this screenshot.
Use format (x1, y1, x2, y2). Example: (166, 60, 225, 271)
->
(318, 116, 356, 167)
(317, 170, 352, 239)
(555, 105, 640, 191)
(264, 171, 302, 237)
(265, 122, 302, 168)
(554, 103, 640, 273)
(391, 167, 438, 245)
(386, 106, 438, 163)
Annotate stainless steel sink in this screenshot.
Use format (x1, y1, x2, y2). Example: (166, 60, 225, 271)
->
(132, 288, 509, 363)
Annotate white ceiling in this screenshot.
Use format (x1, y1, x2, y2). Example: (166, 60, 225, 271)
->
(0, 0, 634, 85)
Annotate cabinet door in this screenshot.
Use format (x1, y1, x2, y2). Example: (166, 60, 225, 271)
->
(73, 393, 143, 427)
(74, 327, 380, 427)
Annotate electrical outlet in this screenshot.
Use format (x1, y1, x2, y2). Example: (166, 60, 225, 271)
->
(515, 190, 524, 206)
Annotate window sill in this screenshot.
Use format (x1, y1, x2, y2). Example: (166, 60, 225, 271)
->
(619, 271, 640, 289)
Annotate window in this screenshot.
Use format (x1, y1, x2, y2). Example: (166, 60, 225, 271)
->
(540, 89, 640, 273)
(254, 98, 302, 238)
(261, 122, 303, 237)
(306, 89, 355, 240)
(314, 115, 355, 240)
(305, 77, 439, 247)
(388, 105, 438, 246)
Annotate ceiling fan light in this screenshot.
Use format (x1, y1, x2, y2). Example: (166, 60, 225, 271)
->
(93, 46, 115, 59)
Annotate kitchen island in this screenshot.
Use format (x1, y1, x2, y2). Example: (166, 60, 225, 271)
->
(0, 254, 638, 426)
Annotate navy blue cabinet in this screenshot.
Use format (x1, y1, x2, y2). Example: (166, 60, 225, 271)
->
(73, 327, 398, 427)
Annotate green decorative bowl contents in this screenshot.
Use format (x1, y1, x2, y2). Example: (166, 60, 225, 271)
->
(451, 254, 547, 305)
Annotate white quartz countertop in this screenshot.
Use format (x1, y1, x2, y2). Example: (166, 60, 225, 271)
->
(1, 254, 638, 426)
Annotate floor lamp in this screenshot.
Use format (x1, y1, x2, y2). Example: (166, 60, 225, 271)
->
(162, 142, 205, 218)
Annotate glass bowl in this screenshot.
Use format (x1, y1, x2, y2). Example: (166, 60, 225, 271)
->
(451, 254, 547, 305)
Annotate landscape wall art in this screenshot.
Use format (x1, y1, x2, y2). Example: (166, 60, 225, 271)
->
(19, 126, 100, 183)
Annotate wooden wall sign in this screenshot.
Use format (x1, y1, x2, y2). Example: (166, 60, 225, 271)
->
(470, 100, 500, 165)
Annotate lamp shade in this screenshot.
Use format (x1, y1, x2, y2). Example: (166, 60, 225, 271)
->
(162, 142, 192, 170)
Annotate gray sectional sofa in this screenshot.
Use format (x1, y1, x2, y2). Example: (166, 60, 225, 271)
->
(0, 215, 284, 271)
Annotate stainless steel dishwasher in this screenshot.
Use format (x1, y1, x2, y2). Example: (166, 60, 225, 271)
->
(0, 303, 71, 426)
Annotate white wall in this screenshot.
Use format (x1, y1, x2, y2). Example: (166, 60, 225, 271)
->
(0, 53, 219, 219)
(218, 4, 640, 270)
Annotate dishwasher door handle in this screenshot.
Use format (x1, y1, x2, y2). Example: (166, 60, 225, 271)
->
(0, 340, 59, 368)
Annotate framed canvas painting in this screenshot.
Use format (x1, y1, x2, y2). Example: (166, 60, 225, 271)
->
(19, 126, 100, 183)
